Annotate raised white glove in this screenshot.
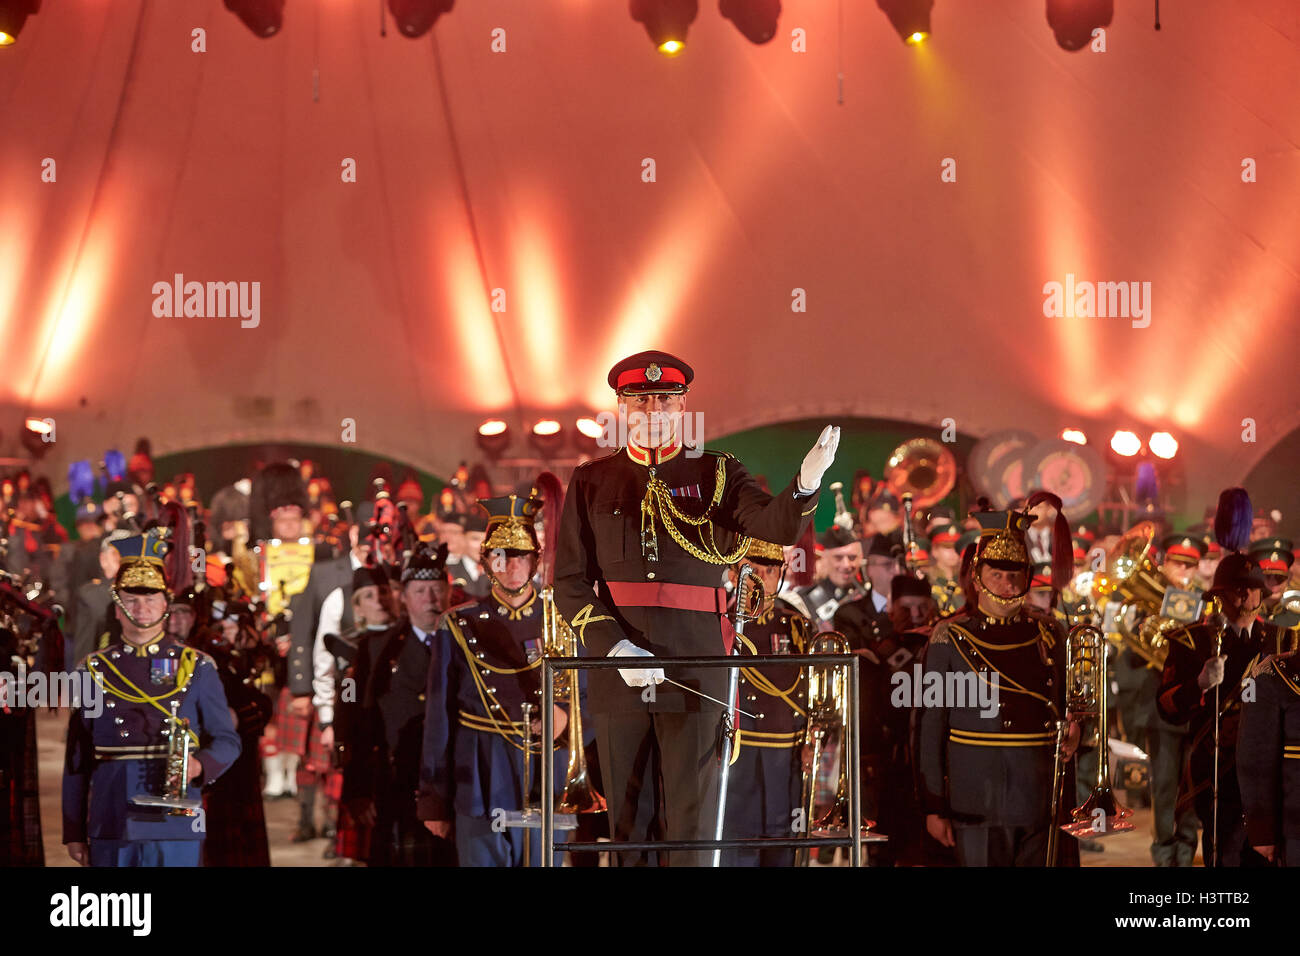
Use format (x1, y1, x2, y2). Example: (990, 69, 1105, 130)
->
(1197, 654, 1227, 692)
(608, 638, 665, 688)
(798, 425, 840, 494)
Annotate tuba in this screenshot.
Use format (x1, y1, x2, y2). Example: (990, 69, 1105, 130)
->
(541, 586, 605, 814)
(883, 438, 957, 509)
(1093, 522, 1185, 669)
(1048, 624, 1133, 863)
(798, 631, 872, 863)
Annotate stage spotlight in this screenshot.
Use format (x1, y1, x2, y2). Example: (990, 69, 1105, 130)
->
(719, 0, 780, 45)
(876, 0, 933, 45)
(1045, 0, 1112, 52)
(1149, 432, 1178, 460)
(388, 0, 455, 39)
(20, 416, 52, 458)
(530, 419, 565, 457)
(476, 419, 511, 458)
(0, 0, 40, 46)
(631, 0, 698, 56)
(223, 0, 284, 38)
(1109, 429, 1141, 458)
(575, 416, 605, 454)
(1060, 428, 1088, 446)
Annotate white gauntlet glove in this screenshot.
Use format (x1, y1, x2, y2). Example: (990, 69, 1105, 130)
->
(608, 639, 665, 688)
(798, 425, 841, 495)
(1197, 654, 1227, 692)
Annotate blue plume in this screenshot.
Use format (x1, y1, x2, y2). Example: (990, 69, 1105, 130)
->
(1214, 487, 1253, 552)
(1134, 462, 1159, 503)
(103, 449, 126, 482)
(67, 460, 95, 503)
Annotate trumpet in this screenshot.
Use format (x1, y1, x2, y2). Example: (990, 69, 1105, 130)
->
(541, 587, 605, 814)
(1047, 624, 1133, 864)
(132, 699, 202, 815)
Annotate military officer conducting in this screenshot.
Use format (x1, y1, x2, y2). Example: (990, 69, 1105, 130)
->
(552, 350, 836, 865)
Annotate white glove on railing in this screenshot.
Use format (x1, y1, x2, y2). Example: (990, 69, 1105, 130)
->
(608, 639, 665, 688)
(798, 425, 841, 495)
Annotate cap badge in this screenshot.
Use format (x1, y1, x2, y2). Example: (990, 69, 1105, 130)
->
(645, 363, 662, 382)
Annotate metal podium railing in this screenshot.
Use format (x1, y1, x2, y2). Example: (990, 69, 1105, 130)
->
(539, 653, 862, 867)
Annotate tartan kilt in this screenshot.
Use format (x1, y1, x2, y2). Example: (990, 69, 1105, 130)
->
(334, 799, 372, 863)
(263, 686, 312, 758)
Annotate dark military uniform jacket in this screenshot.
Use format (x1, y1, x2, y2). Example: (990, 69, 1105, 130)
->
(553, 443, 818, 713)
(63, 634, 240, 844)
(1158, 618, 1291, 812)
(418, 591, 589, 820)
(287, 554, 355, 697)
(1237, 651, 1300, 847)
(341, 619, 433, 804)
(918, 608, 1067, 827)
(733, 599, 809, 751)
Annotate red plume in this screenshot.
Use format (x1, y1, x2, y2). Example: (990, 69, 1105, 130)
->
(1025, 490, 1071, 591)
(788, 521, 817, 589)
(534, 471, 565, 587)
(157, 500, 194, 594)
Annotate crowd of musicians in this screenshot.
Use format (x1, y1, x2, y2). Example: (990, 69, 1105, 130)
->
(1, 351, 1297, 867)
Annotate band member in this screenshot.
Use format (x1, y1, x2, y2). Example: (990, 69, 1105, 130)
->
(1237, 647, 1300, 866)
(62, 530, 240, 867)
(184, 592, 274, 867)
(418, 482, 584, 866)
(1248, 536, 1295, 629)
(722, 539, 809, 866)
(324, 566, 395, 864)
(553, 350, 833, 865)
(833, 536, 902, 648)
(446, 512, 491, 599)
(929, 523, 964, 616)
(799, 526, 864, 630)
(342, 542, 453, 866)
(1158, 500, 1293, 866)
(917, 494, 1080, 866)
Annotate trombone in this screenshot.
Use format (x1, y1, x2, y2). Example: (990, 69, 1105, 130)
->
(1047, 623, 1134, 864)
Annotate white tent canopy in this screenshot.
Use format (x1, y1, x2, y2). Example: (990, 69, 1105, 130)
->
(3, 0, 1298, 510)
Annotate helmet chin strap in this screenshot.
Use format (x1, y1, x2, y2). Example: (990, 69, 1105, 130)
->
(972, 567, 1027, 614)
(111, 589, 171, 632)
(483, 555, 537, 599)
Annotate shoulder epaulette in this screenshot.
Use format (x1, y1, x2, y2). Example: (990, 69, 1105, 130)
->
(929, 620, 952, 645)
(703, 448, 736, 462)
(1169, 624, 1198, 650)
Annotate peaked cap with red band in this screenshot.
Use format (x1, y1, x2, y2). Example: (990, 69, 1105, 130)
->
(608, 350, 693, 396)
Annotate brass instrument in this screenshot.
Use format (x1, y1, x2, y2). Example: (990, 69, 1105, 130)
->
(540, 587, 605, 814)
(829, 482, 854, 532)
(883, 437, 957, 509)
(798, 631, 872, 864)
(901, 492, 919, 571)
(131, 699, 201, 815)
(1093, 522, 1198, 669)
(1053, 624, 1134, 854)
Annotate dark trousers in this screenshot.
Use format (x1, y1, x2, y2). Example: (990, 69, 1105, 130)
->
(594, 710, 721, 866)
(90, 840, 201, 867)
(722, 745, 800, 867)
(953, 823, 1051, 867)
(1143, 725, 1197, 865)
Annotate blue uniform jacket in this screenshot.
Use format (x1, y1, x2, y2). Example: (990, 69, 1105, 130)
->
(417, 593, 595, 821)
(62, 634, 241, 844)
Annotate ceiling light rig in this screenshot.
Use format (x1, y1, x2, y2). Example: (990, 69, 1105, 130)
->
(0, 0, 41, 45)
(223, 0, 284, 38)
(719, 0, 781, 45)
(877, 0, 933, 45)
(1045, 0, 1113, 52)
(631, 0, 699, 56)
(388, 0, 456, 39)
